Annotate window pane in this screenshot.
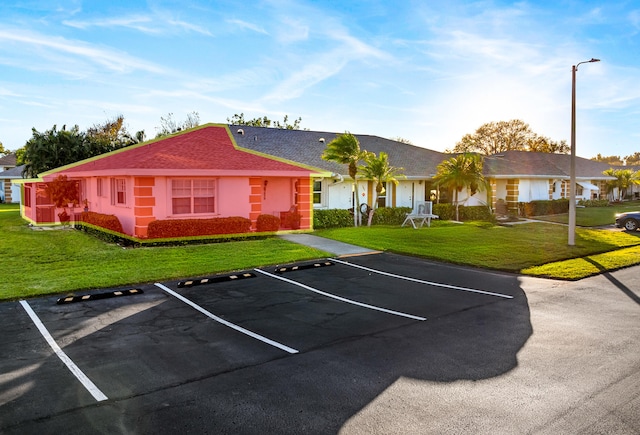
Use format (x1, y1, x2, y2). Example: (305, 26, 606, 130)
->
(172, 197, 191, 214)
(313, 192, 321, 204)
(194, 196, 215, 213)
(172, 180, 191, 196)
(193, 179, 215, 196)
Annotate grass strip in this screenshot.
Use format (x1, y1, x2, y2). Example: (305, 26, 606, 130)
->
(521, 245, 640, 280)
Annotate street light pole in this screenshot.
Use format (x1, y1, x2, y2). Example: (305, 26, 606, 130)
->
(569, 58, 600, 246)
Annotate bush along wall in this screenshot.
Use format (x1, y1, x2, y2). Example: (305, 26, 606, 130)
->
(432, 204, 493, 221)
(256, 214, 281, 232)
(519, 199, 569, 217)
(371, 207, 412, 225)
(147, 216, 251, 239)
(80, 211, 124, 233)
(313, 209, 353, 229)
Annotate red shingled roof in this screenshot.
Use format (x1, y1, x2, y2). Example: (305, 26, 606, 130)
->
(55, 124, 314, 175)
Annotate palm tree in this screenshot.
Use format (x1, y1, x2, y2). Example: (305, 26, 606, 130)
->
(433, 153, 487, 221)
(322, 132, 369, 226)
(603, 168, 640, 201)
(358, 152, 405, 226)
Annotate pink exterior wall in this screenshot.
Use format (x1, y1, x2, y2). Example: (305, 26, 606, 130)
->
(23, 173, 313, 237)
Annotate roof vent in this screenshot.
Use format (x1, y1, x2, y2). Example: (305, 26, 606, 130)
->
(237, 128, 244, 135)
(319, 138, 325, 143)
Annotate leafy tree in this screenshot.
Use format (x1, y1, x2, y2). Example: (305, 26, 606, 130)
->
(0, 140, 9, 156)
(322, 132, 369, 226)
(155, 111, 200, 138)
(593, 154, 623, 165)
(603, 168, 640, 201)
(21, 117, 141, 178)
(227, 113, 304, 130)
(86, 115, 144, 151)
(449, 119, 567, 155)
(624, 152, 640, 166)
(22, 125, 86, 177)
(390, 137, 413, 145)
(433, 153, 487, 221)
(14, 146, 26, 165)
(358, 151, 405, 226)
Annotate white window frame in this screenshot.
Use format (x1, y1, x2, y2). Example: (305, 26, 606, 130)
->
(110, 178, 127, 206)
(312, 179, 323, 207)
(170, 178, 217, 216)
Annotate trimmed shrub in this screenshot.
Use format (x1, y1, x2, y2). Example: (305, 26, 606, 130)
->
(256, 214, 281, 232)
(371, 207, 412, 225)
(313, 209, 353, 229)
(147, 216, 251, 239)
(80, 211, 124, 233)
(578, 199, 609, 207)
(433, 203, 454, 220)
(520, 199, 569, 217)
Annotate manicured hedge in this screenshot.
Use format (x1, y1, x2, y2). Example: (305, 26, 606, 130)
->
(256, 214, 281, 232)
(371, 207, 412, 225)
(147, 216, 251, 239)
(313, 209, 354, 229)
(432, 204, 493, 221)
(80, 211, 124, 233)
(520, 199, 569, 217)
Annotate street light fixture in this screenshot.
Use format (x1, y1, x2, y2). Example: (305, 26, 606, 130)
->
(569, 57, 600, 246)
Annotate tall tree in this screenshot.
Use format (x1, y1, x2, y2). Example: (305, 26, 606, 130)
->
(624, 152, 640, 166)
(21, 116, 142, 178)
(433, 153, 487, 221)
(22, 125, 86, 177)
(358, 151, 405, 226)
(322, 132, 369, 226)
(155, 111, 200, 138)
(449, 119, 567, 155)
(85, 115, 142, 154)
(0, 140, 9, 156)
(603, 168, 640, 201)
(593, 154, 623, 165)
(227, 113, 304, 130)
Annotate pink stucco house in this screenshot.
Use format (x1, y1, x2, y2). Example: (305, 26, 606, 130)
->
(20, 124, 325, 238)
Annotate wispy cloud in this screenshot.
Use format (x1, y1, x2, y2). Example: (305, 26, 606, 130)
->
(63, 12, 213, 36)
(227, 19, 268, 35)
(0, 28, 170, 76)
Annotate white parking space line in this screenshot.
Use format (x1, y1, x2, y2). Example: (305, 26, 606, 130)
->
(154, 283, 299, 354)
(330, 258, 514, 299)
(19, 300, 108, 402)
(254, 269, 427, 321)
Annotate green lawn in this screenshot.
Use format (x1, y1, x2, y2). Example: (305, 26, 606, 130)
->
(2, 202, 640, 301)
(0, 204, 329, 301)
(317, 220, 640, 279)
(533, 200, 640, 226)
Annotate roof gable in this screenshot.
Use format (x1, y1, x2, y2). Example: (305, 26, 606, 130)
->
(49, 124, 317, 177)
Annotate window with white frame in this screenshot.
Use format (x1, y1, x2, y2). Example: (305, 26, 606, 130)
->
(313, 179, 322, 205)
(171, 179, 216, 215)
(110, 178, 126, 205)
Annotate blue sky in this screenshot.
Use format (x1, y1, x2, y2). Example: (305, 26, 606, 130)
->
(1, 1, 638, 160)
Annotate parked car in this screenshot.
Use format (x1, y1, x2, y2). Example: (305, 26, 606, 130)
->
(615, 211, 640, 232)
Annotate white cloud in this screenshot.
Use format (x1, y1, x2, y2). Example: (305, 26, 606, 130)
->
(227, 19, 268, 35)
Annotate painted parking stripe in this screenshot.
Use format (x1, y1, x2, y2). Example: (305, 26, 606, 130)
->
(154, 283, 298, 354)
(19, 300, 108, 402)
(330, 258, 513, 299)
(254, 269, 427, 321)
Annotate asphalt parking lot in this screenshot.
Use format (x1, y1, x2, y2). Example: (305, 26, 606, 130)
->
(1, 252, 638, 434)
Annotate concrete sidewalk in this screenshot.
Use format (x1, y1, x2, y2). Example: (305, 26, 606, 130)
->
(278, 233, 380, 257)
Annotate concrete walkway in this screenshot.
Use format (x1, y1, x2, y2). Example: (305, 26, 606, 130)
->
(278, 233, 380, 257)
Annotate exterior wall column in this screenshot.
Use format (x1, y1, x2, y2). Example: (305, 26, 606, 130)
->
(134, 177, 155, 238)
(490, 179, 497, 211)
(506, 179, 519, 215)
(4, 179, 12, 203)
(296, 177, 312, 230)
(249, 177, 263, 230)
